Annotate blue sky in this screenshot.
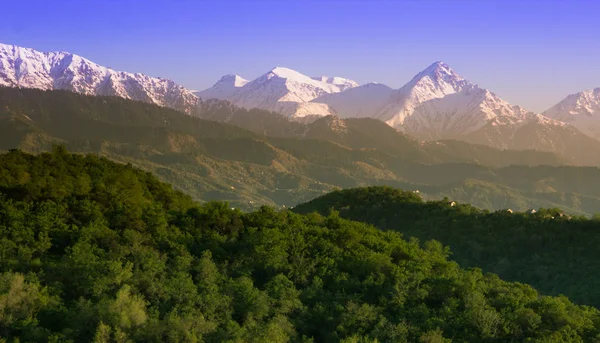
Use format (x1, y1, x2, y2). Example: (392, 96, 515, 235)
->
(2, 0, 599, 112)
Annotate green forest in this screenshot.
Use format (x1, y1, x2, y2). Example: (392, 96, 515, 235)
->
(294, 186, 600, 308)
(5, 87, 600, 215)
(2, 149, 600, 342)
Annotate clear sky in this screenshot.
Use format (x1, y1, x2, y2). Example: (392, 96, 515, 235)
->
(2, 0, 599, 112)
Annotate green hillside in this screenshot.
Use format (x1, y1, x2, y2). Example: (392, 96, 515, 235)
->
(294, 186, 600, 307)
(3, 87, 600, 215)
(2, 150, 600, 342)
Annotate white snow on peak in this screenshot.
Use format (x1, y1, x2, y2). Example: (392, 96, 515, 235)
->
(543, 88, 600, 140)
(376, 61, 472, 127)
(195, 61, 567, 141)
(3, 42, 582, 144)
(222, 74, 249, 87)
(311, 76, 359, 91)
(419, 61, 461, 79)
(198, 66, 358, 117)
(269, 66, 311, 80)
(258, 66, 342, 93)
(0, 43, 200, 114)
(195, 74, 248, 100)
(374, 61, 545, 140)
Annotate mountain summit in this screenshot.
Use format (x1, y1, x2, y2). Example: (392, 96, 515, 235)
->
(0, 43, 200, 114)
(194, 74, 248, 100)
(376, 61, 535, 139)
(311, 76, 359, 91)
(543, 88, 600, 140)
(2, 43, 599, 163)
(198, 67, 358, 117)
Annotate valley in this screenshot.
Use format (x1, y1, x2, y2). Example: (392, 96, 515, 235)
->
(2, 87, 600, 216)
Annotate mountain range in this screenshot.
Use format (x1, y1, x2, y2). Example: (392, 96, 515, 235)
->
(1, 42, 600, 164)
(0, 43, 201, 114)
(199, 61, 600, 162)
(543, 88, 600, 140)
(196, 67, 358, 117)
(7, 86, 600, 217)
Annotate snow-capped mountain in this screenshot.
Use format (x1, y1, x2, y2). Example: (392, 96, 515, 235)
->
(311, 76, 359, 91)
(0, 43, 200, 114)
(198, 67, 358, 117)
(376, 62, 537, 139)
(327, 61, 599, 162)
(311, 82, 394, 118)
(5, 42, 599, 164)
(378, 62, 471, 125)
(194, 74, 248, 100)
(543, 88, 600, 140)
(195, 61, 597, 162)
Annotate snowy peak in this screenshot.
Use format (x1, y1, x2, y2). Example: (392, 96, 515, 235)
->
(377, 61, 473, 127)
(0, 43, 200, 114)
(544, 88, 600, 120)
(256, 66, 343, 93)
(195, 74, 248, 100)
(400, 61, 471, 99)
(268, 66, 310, 80)
(418, 61, 462, 81)
(198, 66, 357, 117)
(311, 76, 359, 91)
(543, 88, 600, 140)
(219, 74, 248, 87)
(376, 61, 538, 139)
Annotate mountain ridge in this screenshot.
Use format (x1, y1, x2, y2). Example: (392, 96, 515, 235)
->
(194, 74, 248, 100)
(0, 43, 201, 114)
(377, 62, 544, 136)
(3, 42, 600, 161)
(11, 87, 600, 216)
(543, 88, 600, 140)
(199, 66, 358, 117)
(199, 61, 600, 157)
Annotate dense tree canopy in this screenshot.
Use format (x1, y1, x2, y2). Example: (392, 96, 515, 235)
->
(0, 150, 600, 342)
(294, 186, 600, 309)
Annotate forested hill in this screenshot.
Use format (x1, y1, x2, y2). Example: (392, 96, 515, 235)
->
(2, 149, 600, 342)
(294, 186, 600, 308)
(4, 86, 596, 215)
